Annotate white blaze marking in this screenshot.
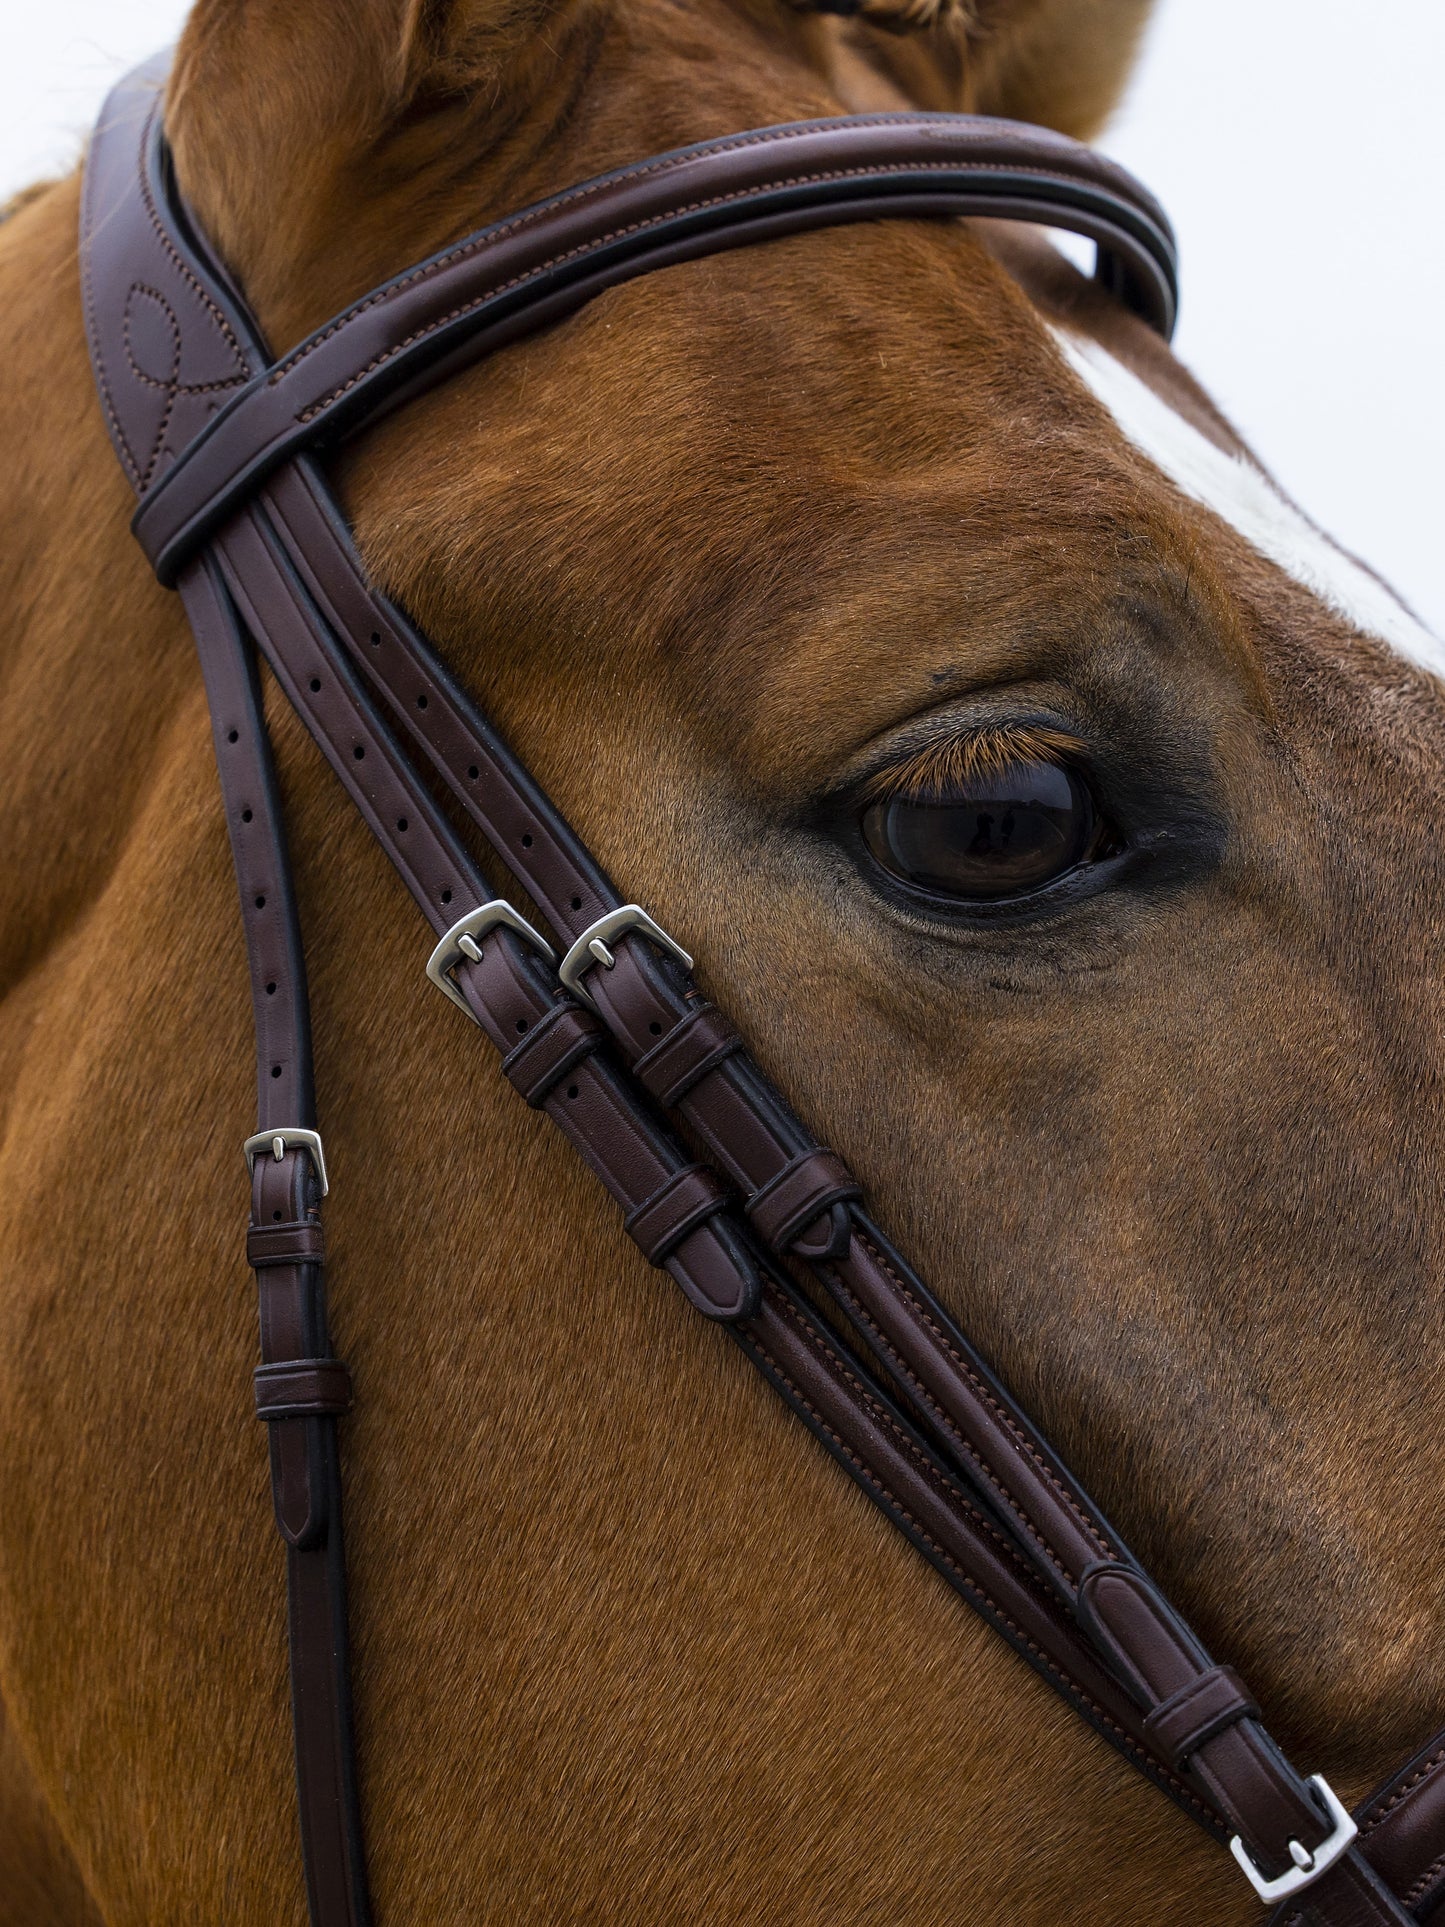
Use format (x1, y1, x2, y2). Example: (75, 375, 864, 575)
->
(1053, 328, 1445, 682)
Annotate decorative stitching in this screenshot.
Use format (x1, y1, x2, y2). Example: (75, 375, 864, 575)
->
(855, 1231, 1117, 1564)
(827, 1268, 1075, 1592)
(121, 284, 181, 488)
(122, 284, 182, 389)
(1406, 1844, 1445, 1909)
(746, 1284, 1216, 1827)
(290, 153, 1153, 424)
(134, 122, 252, 369)
(82, 89, 253, 495)
(124, 283, 249, 396)
(262, 110, 1122, 381)
(1361, 1743, 1445, 1831)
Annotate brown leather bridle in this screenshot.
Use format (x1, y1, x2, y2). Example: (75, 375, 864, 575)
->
(78, 52, 1445, 1927)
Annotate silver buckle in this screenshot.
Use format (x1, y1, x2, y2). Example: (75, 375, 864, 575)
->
(557, 905, 693, 1011)
(1230, 1775, 1358, 1904)
(426, 900, 556, 1025)
(242, 1127, 329, 1199)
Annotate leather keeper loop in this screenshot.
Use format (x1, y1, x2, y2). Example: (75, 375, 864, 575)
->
(634, 1004, 742, 1109)
(746, 1149, 862, 1255)
(502, 1002, 607, 1107)
(1142, 1665, 1260, 1769)
(625, 1165, 729, 1266)
(246, 1219, 325, 1269)
(255, 1358, 353, 1421)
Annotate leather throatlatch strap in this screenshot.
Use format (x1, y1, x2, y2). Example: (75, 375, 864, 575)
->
(79, 54, 1445, 1927)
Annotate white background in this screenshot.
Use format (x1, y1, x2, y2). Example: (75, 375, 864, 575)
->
(3, 0, 1441, 633)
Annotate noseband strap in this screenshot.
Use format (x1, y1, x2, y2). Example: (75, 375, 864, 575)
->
(79, 53, 1444, 1927)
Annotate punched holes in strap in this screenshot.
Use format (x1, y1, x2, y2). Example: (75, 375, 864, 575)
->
(625, 1165, 729, 1267)
(747, 1149, 862, 1259)
(255, 1358, 354, 1421)
(634, 1003, 743, 1110)
(503, 1002, 608, 1108)
(1142, 1665, 1261, 1770)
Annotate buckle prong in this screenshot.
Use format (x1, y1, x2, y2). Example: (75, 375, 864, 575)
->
(242, 1127, 329, 1198)
(1229, 1775, 1358, 1904)
(426, 901, 556, 1025)
(558, 906, 693, 1010)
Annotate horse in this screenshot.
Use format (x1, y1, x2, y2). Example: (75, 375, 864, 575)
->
(3, 0, 1443, 1919)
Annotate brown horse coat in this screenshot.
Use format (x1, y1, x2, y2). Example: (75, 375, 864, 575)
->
(2, 0, 1443, 1920)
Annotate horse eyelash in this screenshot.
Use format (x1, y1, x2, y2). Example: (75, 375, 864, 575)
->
(861, 723, 1087, 804)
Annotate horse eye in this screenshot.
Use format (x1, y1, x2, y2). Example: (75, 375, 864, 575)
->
(861, 757, 1101, 902)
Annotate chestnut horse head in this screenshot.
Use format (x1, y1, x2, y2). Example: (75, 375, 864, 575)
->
(2, 0, 1443, 1920)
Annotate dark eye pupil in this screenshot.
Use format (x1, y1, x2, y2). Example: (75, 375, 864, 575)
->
(861, 758, 1096, 901)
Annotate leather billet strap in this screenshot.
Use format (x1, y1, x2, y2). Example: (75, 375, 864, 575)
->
(78, 55, 1442, 1927)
